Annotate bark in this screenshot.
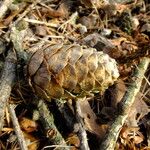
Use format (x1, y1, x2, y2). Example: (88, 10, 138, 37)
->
(0, 51, 17, 131)
(34, 98, 69, 150)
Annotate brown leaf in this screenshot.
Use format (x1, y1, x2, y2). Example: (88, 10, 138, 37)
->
(78, 99, 107, 138)
(120, 126, 144, 144)
(35, 25, 47, 36)
(40, 2, 69, 18)
(23, 132, 39, 150)
(20, 117, 38, 133)
(127, 92, 149, 126)
(80, 0, 100, 8)
(109, 79, 127, 108)
(66, 133, 80, 148)
(78, 14, 98, 29)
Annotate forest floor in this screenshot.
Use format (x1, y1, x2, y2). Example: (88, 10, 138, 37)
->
(0, 0, 149, 150)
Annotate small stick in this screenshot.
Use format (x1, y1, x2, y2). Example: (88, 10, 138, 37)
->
(74, 99, 90, 150)
(100, 57, 150, 150)
(0, 50, 17, 131)
(34, 99, 69, 150)
(0, 0, 14, 20)
(8, 104, 28, 150)
(56, 99, 90, 150)
(42, 145, 73, 150)
(24, 18, 59, 28)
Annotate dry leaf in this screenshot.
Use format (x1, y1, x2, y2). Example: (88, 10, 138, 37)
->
(127, 92, 149, 126)
(78, 99, 107, 138)
(78, 14, 99, 29)
(35, 25, 47, 36)
(23, 132, 39, 150)
(109, 79, 126, 108)
(120, 126, 144, 144)
(81, 33, 122, 59)
(80, 0, 100, 8)
(66, 133, 80, 148)
(20, 117, 38, 133)
(40, 2, 69, 18)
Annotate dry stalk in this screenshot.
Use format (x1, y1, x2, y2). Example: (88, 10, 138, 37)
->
(56, 100, 77, 132)
(56, 99, 91, 150)
(24, 18, 59, 28)
(8, 104, 28, 150)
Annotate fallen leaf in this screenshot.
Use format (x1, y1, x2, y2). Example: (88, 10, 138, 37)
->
(78, 99, 107, 138)
(66, 133, 80, 148)
(109, 79, 127, 108)
(120, 126, 144, 144)
(20, 117, 38, 133)
(127, 92, 149, 126)
(80, 0, 100, 8)
(23, 132, 39, 150)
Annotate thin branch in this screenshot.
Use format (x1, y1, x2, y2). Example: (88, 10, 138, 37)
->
(0, 50, 17, 131)
(56, 99, 90, 150)
(100, 57, 150, 150)
(75, 99, 90, 150)
(24, 18, 59, 28)
(34, 98, 69, 150)
(42, 145, 73, 150)
(55, 100, 77, 132)
(8, 104, 28, 150)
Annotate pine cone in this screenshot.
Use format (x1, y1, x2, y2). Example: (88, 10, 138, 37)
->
(28, 43, 119, 100)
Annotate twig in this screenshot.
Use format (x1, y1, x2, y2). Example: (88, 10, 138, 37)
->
(0, 0, 14, 20)
(8, 104, 28, 150)
(56, 99, 93, 150)
(56, 99, 90, 150)
(0, 50, 17, 131)
(74, 99, 90, 150)
(34, 99, 69, 150)
(24, 18, 59, 28)
(100, 57, 150, 150)
(42, 145, 73, 150)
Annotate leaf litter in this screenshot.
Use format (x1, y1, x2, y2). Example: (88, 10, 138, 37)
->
(0, 0, 149, 150)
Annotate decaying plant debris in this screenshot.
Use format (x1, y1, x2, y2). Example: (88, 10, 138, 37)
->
(0, 0, 149, 150)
